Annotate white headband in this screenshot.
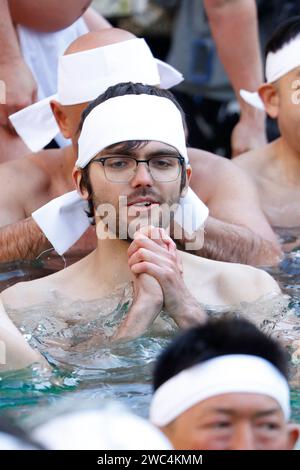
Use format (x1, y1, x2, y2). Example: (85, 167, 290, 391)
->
(150, 354, 291, 427)
(9, 38, 183, 152)
(33, 405, 172, 450)
(240, 34, 300, 110)
(77, 94, 188, 167)
(32, 94, 209, 255)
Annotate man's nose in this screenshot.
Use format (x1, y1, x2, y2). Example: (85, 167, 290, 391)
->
(228, 423, 256, 450)
(130, 162, 154, 187)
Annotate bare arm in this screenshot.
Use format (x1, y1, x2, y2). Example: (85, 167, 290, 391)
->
(197, 216, 281, 266)
(114, 290, 205, 343)
(204, 0, 266, 155)
(0, 298, 44, 371)
(113, 297, 161, 343)
(0, 0, 20, 62)
(0, 217, 50, 263)
(188, 147, 282, 265)
(0, 0, 37, 127)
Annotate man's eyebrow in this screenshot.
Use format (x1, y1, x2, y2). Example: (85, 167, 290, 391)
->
(103, 148, 181, 158)
(205, 407, 281, 417)
(253, 408, 282, 418)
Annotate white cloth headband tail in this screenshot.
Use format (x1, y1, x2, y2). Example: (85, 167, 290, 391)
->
(239, 89, 265, 111)
(9, 94, 59, 152)
(33, 191, 90, 255)
(32, 188, 208, 256)
(156, 59, 183, 90)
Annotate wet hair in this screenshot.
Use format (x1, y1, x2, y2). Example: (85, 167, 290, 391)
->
(153, 317, 289, 391)
(78, 82, 187, 219)
(265, 16, 300, 58)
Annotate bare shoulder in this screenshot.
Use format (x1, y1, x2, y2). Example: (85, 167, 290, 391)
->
(188, 147, 238, 177)
(188, 147, 253, 200)
(1, 276, 56, 310)
(216, 261, 280, 302)
(0, 253, 91, 310)
(233, 143, 273, 175)
(180, 251, 280, 305)
(0, 263, 71, 310)
(0, 149, 53, 195)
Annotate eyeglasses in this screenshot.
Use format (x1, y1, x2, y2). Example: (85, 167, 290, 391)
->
(91, 155, 185, 182)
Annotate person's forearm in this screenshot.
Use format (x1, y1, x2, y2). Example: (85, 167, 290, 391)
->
(0, 299, 46, 370)
(188, 217, 282, 266)
(204, 0, 263, 117)
(0, 0, 21, 63)
(113, 299, 161, 342)
(170, 295, 207, 329)
(0, 217, 51, 262)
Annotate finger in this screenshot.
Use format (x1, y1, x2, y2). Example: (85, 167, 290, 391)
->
(128, 234, 172, 259)
(176, 253, 184, 275)
(157, 228, 182, 274)
(158, 228, 176, 253)
(130, 261, 165, 281)
(135, 225, 167, 248)
(128, 247, 176, 271)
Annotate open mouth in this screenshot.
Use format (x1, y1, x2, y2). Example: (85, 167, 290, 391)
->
(127, 200, 160, 213)
(131, 202, 152, 207)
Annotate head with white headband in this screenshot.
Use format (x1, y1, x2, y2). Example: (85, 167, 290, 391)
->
(240, 16, 300, 141)
(32, 82, 208, 254)
(66, 83, 207, 245)
(150, 317, 299, 450)
(9, 28, 183, 152)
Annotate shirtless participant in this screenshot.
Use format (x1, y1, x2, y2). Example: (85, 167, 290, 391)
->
(0, 84, 279, 371)
(235, 17, 300, 229)
(0, 29, 281, 265)
(0, 0, 110, 161)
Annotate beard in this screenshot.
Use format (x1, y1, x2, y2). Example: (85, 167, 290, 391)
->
(93, 188, 181, 242)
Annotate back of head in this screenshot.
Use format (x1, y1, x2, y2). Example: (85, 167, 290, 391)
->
(153, 317, 289, 391)
(265, 16, 300, 58)
(64, 28, 136, 55)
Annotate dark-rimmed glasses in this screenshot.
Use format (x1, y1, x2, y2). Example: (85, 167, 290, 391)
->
(91, 155, 185, 182)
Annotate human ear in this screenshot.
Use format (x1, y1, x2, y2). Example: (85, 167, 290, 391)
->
(285, 423, 300, 450)
(72, 167, 89, 200)
(50, 100, 72, 138)
(180, 166, 192, 198)
(258, 83, 279, 119)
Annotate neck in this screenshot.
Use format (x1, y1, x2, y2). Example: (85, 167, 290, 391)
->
(275, 137, 300, 185)
(61, 145, 77, 187)
(86, 235, 132, 292)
